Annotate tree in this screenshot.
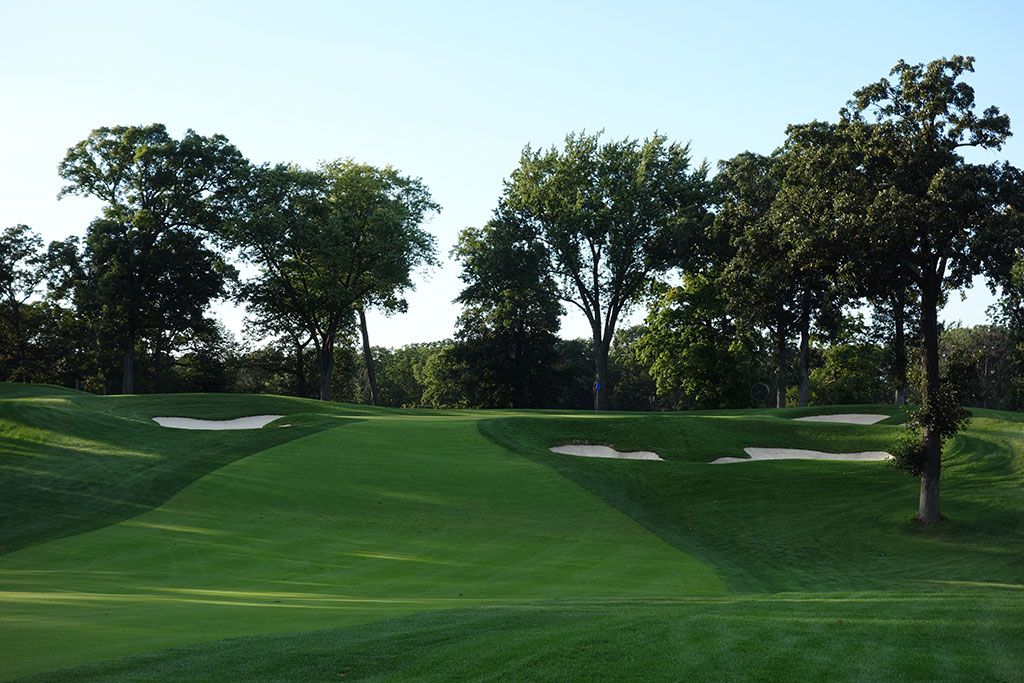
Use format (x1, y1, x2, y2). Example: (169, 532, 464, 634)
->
(639, 275, 765, 409)
(330, 162, 439, 405)
(0, 225, 45, 380)
(821, 56, 1022, 523)
(809, 343, 890, 406)
(870, 290, 920, 405)
(57, 124, 247, 393)
(715, 152, 798, 407)
(607, 325, 658, 411)
(232, 162, 438, 401)
(172, 320, 238, 393)
(772, 129, 854, 406)
(500, 131, 709, 410)
(940, 325, 1015, 410)
(369, 342, 445, 407)
(446, 214, 563, 408)
(991, 258, 1024, 409)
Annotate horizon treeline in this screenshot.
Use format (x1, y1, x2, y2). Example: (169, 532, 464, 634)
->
(1, 60, 1022, 418)
(4, 56, 1023, 521)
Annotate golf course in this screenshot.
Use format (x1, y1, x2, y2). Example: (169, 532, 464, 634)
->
(1, 382, 1021, 680)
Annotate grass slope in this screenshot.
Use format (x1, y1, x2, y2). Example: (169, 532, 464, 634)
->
(480, 409, 1024, 592)
(0, 398, 722, 680)
(0, 383, 360, 554)
(2, 386, 1022, 681)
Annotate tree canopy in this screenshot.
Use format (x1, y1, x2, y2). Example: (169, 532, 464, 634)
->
(57, 124, 247, 392)
(229, 161, 438, 401)
(499, 131, 710, 409)
(804, 56, 1023, 523)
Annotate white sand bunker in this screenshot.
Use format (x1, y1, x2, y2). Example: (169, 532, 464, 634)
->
(795, 414, 888, 425)
(712, 447, 892, 464)
(152, 415, 284, 430)
(550, 444, 664, 461)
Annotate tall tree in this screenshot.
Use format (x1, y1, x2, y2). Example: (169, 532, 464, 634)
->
(500, 131, 709, 410)
(232, 162, 438, 401)
(782, 121, 919, 406)
(446, 213, 563, 407)
(870, 290, 919, 405)
(715, 152, 796, 407)
(57, 124, 247, 392)
(992, 258, 1024, 410)
(772, 129, 853, 406)
(0, 225, 44, 379)
(821, 56, 1022, 523)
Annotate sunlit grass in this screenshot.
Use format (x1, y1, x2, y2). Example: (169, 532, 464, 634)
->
(1, 383, 1021, 680)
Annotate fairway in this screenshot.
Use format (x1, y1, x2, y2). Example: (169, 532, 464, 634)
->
(1, 384, 1022, 680)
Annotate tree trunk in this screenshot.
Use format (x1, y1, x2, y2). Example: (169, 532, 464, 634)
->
(774, 325, 787, 409)
(152, 334, 164, 393)
(798, 307, 810, 408)
(358, 307, 380, 406)
(918, 281, 943, 524)
(122, 347, 135, 394)
(9, 300, 26, 371)
(316, 342, 334, 402)
(892, 293, 909, 405)
(294, 340, 307, 398)
(594, 337, 610, 411)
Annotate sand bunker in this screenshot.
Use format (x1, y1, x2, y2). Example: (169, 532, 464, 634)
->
(794, 414, 888, 425)
(152, 415, 284, 430)
(550, 444, 664, 461)
(712, 447, 892, 464)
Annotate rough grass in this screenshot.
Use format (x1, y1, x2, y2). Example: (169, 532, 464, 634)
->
(1, 384, 1022, 681)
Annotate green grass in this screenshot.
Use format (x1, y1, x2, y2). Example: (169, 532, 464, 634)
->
(23, 590, 1024, 682)
(0, 383, 359, 554)
(479, 410, 1024, 591)
(1, 383, 1022, 680)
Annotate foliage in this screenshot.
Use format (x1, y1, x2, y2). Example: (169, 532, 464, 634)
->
(807, 343, 890, 406)
(889, 429, 929, 477)
(989, 258, 1024, 409)
(366, 342, 444, 407)
(499, 131, 710, 408)
(714, 152, 807, 407)
(56, 124, 248, 392)
(939, 325, 1015, 409)
(607, 325, 658, 411)
(550, 338, 595, 409)
(444, 216, 564, 408)
(892, 370, 971, 476)
(639, 276, 764, 409)
(230, 161, 438, 401)
(0, 225, 45, 380)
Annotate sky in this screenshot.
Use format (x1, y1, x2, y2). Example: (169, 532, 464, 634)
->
(2, 1, 1022, 347)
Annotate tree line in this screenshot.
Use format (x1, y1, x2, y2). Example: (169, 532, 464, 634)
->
(4, 128, 438, 403)
(2, 56, 1022, 523)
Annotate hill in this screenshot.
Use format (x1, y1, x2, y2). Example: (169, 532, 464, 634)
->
(1, 384, 1021, 680)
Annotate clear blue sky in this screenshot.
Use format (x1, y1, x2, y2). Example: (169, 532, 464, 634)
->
(2, 1, 1021, 346)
